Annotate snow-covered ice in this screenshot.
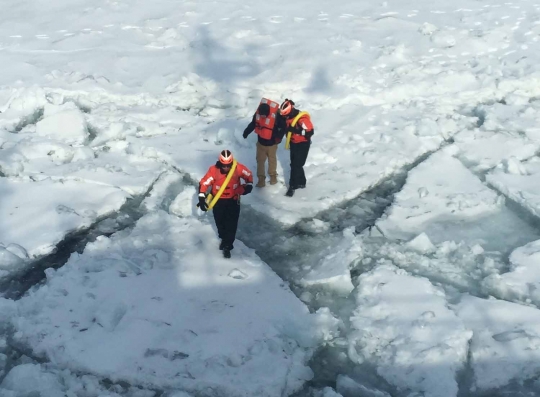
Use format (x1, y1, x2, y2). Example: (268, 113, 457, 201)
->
(0, 363, 158, 397)
(9, 211, 336, 396)
(336, 375, 391, 397)
(487, 156, 540, 219)
(376, 151, 503, 241)
(358, 236, 503, 292)
(456, 295, 540, 391)
(482, 239, 540, 306)
(376, 149, 540, 254)
(0, 177, 129, 263)
(298, 227, 361, 295)
(454, 101, 540, 172)
(3, 0, 540, 394)
(348, 264, 471, 397)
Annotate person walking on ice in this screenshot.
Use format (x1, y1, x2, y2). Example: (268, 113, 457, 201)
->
(279, 99, 314, 197)
(243, 98, 286, 187)
(198, 149, 253, 258)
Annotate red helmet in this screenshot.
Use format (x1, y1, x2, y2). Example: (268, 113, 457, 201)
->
(279, 99, 294, 116)
(219, 149, 234, 165)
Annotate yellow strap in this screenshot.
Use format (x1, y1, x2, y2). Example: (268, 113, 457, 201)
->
(207, 160, 237, 210)
(284, 111, 310, 150)
(291, 111, 309, 127)
(285, 132, 292, 150)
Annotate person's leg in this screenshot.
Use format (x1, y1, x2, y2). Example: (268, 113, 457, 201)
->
(268, 144, 278, 184)
(289, 143, 301, 188)
(221, 199, 240, 250)
(256, 142, 267, 187)
(212, 200, 227, 248)
(296, 142, 310, 187)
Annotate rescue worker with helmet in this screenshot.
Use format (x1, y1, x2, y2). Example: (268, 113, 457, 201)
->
(279, 99, 314, 197)
(198, 149, 253, 258)
(243, 98, 287, 187)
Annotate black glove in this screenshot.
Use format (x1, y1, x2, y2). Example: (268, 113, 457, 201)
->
(242, 184, 253, 195)
(198, 195, 208, 211)
(242, 129, 250, 139)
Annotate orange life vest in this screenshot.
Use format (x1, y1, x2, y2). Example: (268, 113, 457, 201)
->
(254, 98, 279, 140)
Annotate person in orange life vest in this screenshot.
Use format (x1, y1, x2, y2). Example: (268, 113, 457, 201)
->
(279, 99, 314, 197)
(242, 99, 287, 187)
(198, 149, 253, 258)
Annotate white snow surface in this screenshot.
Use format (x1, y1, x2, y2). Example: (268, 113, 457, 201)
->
(0, 177, 129, 262)
(375, 149, 540, 255)
(482, 239, 540, 306)
(359, 236, 502, 292)
(377, 150, 503, 240)
(453, 100, 540, 172)
(0, 363, 159, 397)
(348, 264, 471, 397)
(456, 295, 540, 391)
(10, 211, 335, 396)
(298, 227, 361, 294)
(336, 375, 391, 397)
(2, 0, 540, 395)
(487, 156, 540, 218)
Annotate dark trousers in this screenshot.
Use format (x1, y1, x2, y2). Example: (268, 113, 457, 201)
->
(289, 141, 310, 188)
(213, 198, 240, 250)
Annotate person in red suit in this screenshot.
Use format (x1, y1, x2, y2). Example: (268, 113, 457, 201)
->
(279, 99, 314, 197)
(198, 149, 253, 258)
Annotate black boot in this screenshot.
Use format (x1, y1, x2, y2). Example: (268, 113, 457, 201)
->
(285, 186, 295, 197)
(219, 240, 225, 250)
(223, 249, 231, 259)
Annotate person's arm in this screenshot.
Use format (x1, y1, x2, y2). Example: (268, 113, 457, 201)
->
(273, 115, 287, 142)
(295, 115, 314, 138)
(238, 164, 254, 195)
(243, 114, 257, 138)
(239, 164, 254, 185)
(197, 167, 215, 211)
(199, 167, 215, 194)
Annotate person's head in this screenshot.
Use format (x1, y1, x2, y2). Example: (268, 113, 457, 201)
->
(218, 149, 234, 171)
(258, 103, 270, 117)
(279, 99, 295, 117)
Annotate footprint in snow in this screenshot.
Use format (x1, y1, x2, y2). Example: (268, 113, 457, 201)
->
(228, 268, 248, 280)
